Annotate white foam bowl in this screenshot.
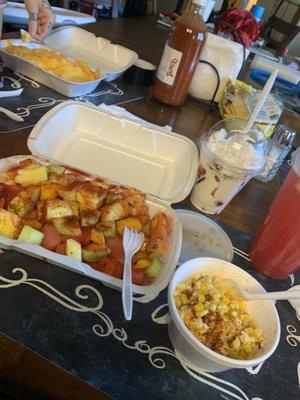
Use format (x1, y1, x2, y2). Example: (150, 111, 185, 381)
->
(168, 257, 281, 372)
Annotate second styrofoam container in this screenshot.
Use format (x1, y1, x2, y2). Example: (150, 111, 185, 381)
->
(0, 101, 199, 296)
(0, 40, 105, 97)
(168, 257, 281, 372)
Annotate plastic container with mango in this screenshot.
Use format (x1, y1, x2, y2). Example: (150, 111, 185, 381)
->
(218, 80, 283, 138)
(0, 156, 181, 293)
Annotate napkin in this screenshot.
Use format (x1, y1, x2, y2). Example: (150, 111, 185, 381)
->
(0, 88, 23, 99)
(189, 33, 249, 102)
(97, 103, 172, 133)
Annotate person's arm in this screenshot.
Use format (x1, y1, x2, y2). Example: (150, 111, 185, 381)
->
(24, 0, 55, 41)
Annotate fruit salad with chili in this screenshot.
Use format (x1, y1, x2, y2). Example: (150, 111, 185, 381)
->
(0, 158, 172, 285)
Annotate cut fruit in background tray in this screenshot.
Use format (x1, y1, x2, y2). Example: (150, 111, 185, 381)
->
(43, 27, 139, 82)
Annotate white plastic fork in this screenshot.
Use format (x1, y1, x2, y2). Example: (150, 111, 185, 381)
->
(122, 227, 144, 321)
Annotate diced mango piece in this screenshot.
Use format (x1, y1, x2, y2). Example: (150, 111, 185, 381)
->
(58, 184, 78, 202)
(46, 199, 73, 220)
(125, 189, 146, 213)
(7, 186, 40, 218)
(91, 229, 105, 247)
(80, 209, 101, 227)
(76, 184, 106, 210)
(40, 182, 60, 200)
(0, 172, 11, 183)
(101, 200, 129, 226)
(0, 208, 20, 239)
(135, 259, 150, 269)
(134, 251, 149, 261)
(116, 217, 142, 235)
(150, 212, 171, 240)
(4, 180, 17, 186)
(15, 164, 48, 186)
(70, 202, 79, 218)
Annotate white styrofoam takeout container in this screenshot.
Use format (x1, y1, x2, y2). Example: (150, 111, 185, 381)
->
(43, 27, 139, 82)
(168, 257, 281, 372)
(0, 101, 199, 295)
(0, 39, 105, 98)
(4, 2, 96, 26)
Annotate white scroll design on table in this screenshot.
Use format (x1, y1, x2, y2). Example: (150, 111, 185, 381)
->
(286, 325, 300, 347)
(0, 63, 39, 89)
(0, 63, 125, 119)
(15, 97, 65, 117)
(14, 73, 40, 88)
(0, 267, 263, 400)
(289, 274, 295, 286)
(0, 75, 22, 90)
(76, 82, 124, 101)
(288, 329, 300, 390)
(233, 247, 251, 262)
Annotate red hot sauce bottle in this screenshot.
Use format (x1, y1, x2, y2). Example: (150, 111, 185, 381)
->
(152, 0, 208, 106)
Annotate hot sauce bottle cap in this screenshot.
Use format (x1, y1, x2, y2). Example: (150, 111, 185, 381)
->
(193, 0, 208, 6)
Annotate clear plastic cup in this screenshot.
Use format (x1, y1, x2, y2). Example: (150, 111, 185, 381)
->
(249, 148, 300, 279)
(191, 119, 266, 214)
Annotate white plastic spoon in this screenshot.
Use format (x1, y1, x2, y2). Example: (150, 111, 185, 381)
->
(0, 107, 24, 122)
(244, 68, 279, 133)
(227, 279, 300, 301)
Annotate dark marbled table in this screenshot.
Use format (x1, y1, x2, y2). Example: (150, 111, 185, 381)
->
(0, 218, 299, 400)
(0, 16, 299, 400)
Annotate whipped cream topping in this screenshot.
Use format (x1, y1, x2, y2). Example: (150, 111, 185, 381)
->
(206, 129, 266, 171)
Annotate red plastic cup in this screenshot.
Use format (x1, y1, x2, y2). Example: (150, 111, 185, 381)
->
(249, 148, 300, 279)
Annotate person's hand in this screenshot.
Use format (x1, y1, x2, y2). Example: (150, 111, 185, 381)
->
(25, 0, 55, 41)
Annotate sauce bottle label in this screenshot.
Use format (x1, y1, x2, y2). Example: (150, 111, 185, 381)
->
(156, 44, 182, 86)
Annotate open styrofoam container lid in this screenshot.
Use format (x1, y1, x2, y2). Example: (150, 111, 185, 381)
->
(27, 101, 199, 204)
